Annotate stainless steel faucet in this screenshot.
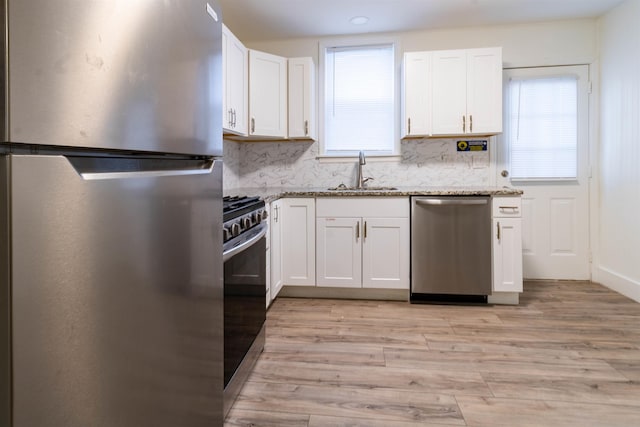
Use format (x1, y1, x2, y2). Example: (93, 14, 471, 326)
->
(356, 151, 373, 189)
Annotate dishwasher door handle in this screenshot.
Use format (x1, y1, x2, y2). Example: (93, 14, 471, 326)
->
(414, 198, 488, 206)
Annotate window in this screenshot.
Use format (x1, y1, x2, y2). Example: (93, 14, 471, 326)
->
(505, 75, 578, 179)
(321, 43, 397, 157)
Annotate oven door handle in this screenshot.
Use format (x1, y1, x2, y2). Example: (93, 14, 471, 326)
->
(223, 224, 267, 262)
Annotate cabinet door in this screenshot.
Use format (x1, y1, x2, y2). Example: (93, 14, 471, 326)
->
(249, 50, 287, 138)
(282, 198, 315, 286)
(467, 47, 502, 135)
(270, 199, 283, 300)
(288, 57, 316, 140)
(316, 217, 362, 288)
(362, 218, 409, 289)
(402, 52, 431, 138)
(222, 25, 248, 135)
(493, 218, 523, 292)
(431, 49, 467, 135)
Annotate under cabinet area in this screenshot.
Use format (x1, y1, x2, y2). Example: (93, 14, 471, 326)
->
(316, 198, 409, 290)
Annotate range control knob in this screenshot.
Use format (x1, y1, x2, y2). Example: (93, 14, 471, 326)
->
(223, 227, 232, 241)
(230, 223, 241, 237)
(261, 209, 268, 220)
(241, 217, 252, 229)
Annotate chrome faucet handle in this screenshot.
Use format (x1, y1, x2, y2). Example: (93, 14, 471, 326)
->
(359, 151, 366, 165)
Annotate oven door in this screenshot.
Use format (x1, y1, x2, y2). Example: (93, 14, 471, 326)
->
(222, 223, 267, 390)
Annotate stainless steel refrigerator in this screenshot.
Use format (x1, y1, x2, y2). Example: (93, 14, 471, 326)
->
(0, 1, 224, 426)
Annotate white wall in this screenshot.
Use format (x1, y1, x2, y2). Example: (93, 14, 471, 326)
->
(223, 18, 598, 189)
(594, 0, 640, 302)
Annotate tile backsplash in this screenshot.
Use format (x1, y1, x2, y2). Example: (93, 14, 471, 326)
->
(223, 138, 492, 189)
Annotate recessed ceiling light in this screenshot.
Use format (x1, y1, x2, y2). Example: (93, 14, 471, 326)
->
(349, 16, 369, 25)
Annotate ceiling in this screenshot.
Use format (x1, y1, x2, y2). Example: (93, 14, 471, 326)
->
(218, 0, 625, 42)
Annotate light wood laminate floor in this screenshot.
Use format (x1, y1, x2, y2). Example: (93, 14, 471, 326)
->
(225, 281, 640, 426)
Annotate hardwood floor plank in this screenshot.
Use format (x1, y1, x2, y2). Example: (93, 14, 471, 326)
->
(308, 414, 454, 426)
(224, 409, 309, 427)
(456, 395, 640, 427)
(484, 372, 640, 407)
(384, 347, 628, 381)
(233, 382, 466, 425)
(262, 342, 387, 367)
(246, 359, 493, 396)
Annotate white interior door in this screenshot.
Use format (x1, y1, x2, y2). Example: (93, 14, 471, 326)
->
(496, 65, 590, 280)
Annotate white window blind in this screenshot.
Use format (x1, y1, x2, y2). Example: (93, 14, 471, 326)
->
(506, 75, 578, 179)
(324, 44, 395, 155)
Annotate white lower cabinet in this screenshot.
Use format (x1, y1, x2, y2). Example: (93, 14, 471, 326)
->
(281, 198, 315, 286)
(316, 198, 409, 290)
(492, 197, 523, 292)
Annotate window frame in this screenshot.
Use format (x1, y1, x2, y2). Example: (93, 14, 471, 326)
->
(318, 36, 401, 162)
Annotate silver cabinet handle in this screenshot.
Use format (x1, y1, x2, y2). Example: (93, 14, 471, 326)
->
(462, 115, 466, 133)
(273, 205, 279, 222)
(497, 221, 501, 241)
(499, 206, 519, 211)
(232, 108, 236, 128)
(408, 117, 411, 135)
(304, 120, 309, 136)
(251, 117, 255, 134)
(364, 221, 367, 239)
(470, 114, 473, 133)
(414, 198, 488, 206)
(356, 221, 360, 240)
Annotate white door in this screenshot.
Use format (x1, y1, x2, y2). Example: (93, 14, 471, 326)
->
(497, 65, 590, 280)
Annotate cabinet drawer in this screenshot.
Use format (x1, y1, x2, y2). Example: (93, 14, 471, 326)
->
(492, 197, 522, 217)
(317, 197, 409, 218)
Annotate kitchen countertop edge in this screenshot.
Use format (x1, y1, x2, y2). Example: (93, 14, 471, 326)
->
(225, 186, 524, 203)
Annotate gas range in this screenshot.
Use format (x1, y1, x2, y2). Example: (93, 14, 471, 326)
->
(222, 196, 268, 248)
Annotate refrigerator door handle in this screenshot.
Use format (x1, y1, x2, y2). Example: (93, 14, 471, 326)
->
(66, 157, 217, 180)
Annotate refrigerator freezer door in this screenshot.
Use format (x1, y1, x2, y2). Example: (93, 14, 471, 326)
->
(4, 0, 222, 157)
(3, 155, 223, 427)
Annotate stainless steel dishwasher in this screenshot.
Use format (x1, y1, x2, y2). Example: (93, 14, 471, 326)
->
(410, 196, 491, 303)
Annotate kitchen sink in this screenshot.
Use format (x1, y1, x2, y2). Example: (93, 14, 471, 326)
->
(327, 186, 398, 191)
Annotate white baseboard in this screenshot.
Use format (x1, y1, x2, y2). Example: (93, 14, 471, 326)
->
(593, 266, 640, 303)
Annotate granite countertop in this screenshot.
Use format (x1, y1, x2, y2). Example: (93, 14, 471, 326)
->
(225, 186, 523, 202)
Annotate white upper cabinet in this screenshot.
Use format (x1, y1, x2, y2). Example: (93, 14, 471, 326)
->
(248, 49, 288, 139)
(222, 25, 248, 136)
(401, 52, 431, 138)
(288, 57, 316, 140)
(431, 47, 502, 136)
